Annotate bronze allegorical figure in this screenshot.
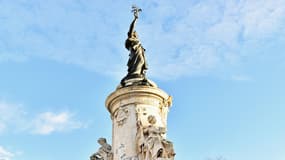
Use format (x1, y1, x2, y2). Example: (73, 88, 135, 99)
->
(121, 5, 149, 87)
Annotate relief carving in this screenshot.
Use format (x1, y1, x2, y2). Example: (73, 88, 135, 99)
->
(136, 115, 175, 160)
(114, 107, 129, 126)
(117, 143, 127, 160)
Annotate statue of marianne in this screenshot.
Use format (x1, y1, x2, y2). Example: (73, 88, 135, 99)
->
(121, 6, 148, 86)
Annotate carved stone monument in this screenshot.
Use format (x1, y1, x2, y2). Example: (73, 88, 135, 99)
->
(90, 138, 113, 160)
(91, 5, 175, 160)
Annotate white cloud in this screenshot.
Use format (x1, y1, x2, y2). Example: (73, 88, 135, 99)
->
(0, 0, 284, 80)
(0, 146, 14, 160)
(0, 101, 26, 133)
(0, 100, 85, 135)
(240, 0, 285, 39)
(32, 112, 85, 135)
(0, 53, 28, 63)
(127, 0, 285, 79)
(231, 74, 252, 81)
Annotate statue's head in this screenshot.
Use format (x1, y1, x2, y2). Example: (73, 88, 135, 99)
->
(97, 138, 107, 145)
(132, 31, 138, 38)
(147, 115, 157, 125)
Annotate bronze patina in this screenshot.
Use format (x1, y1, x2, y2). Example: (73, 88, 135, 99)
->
(121, 6, 152, 87)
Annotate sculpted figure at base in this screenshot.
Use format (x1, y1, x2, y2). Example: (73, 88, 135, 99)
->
(90, 138, 113, 160)
(136, 115, 175, 160)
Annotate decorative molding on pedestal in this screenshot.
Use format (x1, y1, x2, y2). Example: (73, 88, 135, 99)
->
(106, 86, 171, 115)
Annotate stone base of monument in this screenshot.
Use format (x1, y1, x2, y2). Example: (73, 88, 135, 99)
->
(106, 85, 174, 160)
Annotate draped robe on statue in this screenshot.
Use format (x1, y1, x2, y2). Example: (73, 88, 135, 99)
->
(125, 37, 148, 77)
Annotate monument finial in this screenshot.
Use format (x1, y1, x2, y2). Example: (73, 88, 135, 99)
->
(131, 5, 142, 18)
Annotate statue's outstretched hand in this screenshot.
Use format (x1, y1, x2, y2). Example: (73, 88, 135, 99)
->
(134, 13, 138, 19)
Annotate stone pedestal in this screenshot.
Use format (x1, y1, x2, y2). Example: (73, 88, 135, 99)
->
(105, 85, 173, 160)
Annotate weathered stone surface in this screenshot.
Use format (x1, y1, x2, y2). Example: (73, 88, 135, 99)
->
(136, 115, 175, 160)
(105, 85, 174, 160)
(90, 138, 113, 160)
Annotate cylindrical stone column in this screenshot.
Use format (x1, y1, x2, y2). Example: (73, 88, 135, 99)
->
(105, 85, 172, 160)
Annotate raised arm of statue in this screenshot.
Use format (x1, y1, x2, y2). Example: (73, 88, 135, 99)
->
(128, 17, 137, 37)
(128, 5, 141, 37)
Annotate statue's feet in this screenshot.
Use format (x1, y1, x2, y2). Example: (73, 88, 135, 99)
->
(119, 74, 157, 88)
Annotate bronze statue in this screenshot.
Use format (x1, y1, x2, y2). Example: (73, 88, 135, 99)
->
(90, 138, 113, 160)
(121, 5, 149, 87)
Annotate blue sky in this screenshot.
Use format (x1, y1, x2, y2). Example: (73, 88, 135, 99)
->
(0, 0, 285, 160)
